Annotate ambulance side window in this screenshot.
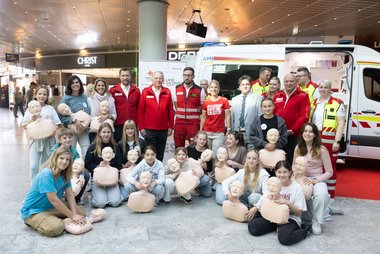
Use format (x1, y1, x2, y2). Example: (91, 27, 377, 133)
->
(211, 64, 279, 100)
(363, 68, 380, 102)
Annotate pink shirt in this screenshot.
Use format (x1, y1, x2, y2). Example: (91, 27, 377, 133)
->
(296, 146, 333, 182)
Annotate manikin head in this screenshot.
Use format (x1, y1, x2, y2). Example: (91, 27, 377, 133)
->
(200, 149, 213, 162)
(229, 180, 244, 198)
(267, 177, 282, 198)
(127, 149, 139, 164)
(101, 147, 115, 162)
(266, 128, 280, 144)
(166, 158, 181, 173)
(139, 171, 152, 188)
(72, 158, 85, 175)
(58, 103, 72, 116)
(216, 147, 228, 162)
(99, 100, 110, 115)
(28, 100, 42, 116)
(293, 156, 308, 176)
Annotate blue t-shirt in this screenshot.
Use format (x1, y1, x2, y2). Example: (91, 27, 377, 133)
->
(21, 168, 71, 220)
(60, 94, 90, 114)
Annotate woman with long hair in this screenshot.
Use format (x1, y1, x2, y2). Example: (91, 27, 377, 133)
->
(294, 123, 332, 235)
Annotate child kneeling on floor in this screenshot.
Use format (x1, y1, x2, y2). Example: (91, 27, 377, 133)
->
(21, 147, 86, 237)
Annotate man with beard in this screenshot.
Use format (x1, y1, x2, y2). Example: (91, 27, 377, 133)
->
(173, 67, 206, 147)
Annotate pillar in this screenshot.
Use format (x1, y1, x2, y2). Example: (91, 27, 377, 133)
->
(137, 0, 169, 60)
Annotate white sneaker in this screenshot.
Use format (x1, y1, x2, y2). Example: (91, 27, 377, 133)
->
(312, 220, 322, 235)
(329, 201, 344, 215)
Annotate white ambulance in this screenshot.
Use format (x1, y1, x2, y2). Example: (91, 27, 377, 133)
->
(193, 43, 380, 160)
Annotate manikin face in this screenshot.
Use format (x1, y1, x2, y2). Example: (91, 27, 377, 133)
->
(200, 149, 213, 161)
(230, 180, 244, 198)
(72, 158, 85, 174)
(239, 79, 251, 95)
(58, 104, 71, 115)
(167, 158, 181, 173)
(267, 177, 282, 197)
(100, 101, 110, 114)
(216, 147, 228, 162)
(101, 147, 114, 162)
(57, 153, 71, 171)
(127, 150, 139, 164)
(140, 171, 152, 188)
(28, 101, 42, 115)
(294, 157, 308, 175)
(266, 128, 279, 144)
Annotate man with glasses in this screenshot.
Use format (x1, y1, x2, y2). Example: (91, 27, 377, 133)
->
(173, 67, 206, 147)
(296, 67, 319, 105)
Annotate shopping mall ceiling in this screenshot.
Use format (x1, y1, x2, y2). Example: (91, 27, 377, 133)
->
(1, 0, 380, 61)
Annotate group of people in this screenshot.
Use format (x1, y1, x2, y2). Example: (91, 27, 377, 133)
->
(20, 66, 346, 245)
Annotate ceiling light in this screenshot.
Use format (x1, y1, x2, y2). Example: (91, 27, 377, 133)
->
(272, 21, 275, 24)
(178, 44, 186, 49)
(334, 17, 337, 20)
(25, 11, 28, 14)
(314, 24, 318, 27)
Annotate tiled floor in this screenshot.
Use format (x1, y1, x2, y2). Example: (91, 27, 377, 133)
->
(1, 108, 380, 254)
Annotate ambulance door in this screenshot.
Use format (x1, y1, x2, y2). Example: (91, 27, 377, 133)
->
(353, 65, 380, 159)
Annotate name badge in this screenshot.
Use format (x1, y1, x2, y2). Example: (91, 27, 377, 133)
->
(191, 93, 198, 98)
(147, 95, 154, 99)
(177, 92, 184, 95)
(115, 93, 123, 96)
(275, 97, 284, 102)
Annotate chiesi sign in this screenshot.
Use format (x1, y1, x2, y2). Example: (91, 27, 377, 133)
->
(77, 56, 98, 67)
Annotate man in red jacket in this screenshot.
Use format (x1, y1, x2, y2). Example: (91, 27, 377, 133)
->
(173, 67, 205, 147)
(138, 71, 174, 161)
(110, 68, 140, 142)
(273, 73, 310, 162)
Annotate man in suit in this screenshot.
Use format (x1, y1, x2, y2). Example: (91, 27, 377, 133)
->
(231, 75, 263, 144)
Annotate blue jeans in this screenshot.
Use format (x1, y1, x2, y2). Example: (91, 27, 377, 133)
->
(124, 182, 164, 201)
(195, 175, 212, 198)
(215, 183, 261, 207)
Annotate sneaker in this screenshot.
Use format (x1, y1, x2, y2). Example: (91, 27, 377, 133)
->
(328, 201, 344, 215)
(180, 196, 192, 204)
(158, 199, 169, 205)
(191, 189, 201, 197)
(312, 220, 322, 235)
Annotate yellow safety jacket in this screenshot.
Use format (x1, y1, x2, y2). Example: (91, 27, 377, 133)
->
(300, 81, 318, 105)
(309, 96, 343, 145)
(251, 79, 269, 95)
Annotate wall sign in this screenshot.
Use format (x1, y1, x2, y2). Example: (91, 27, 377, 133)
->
(167, 50, 197, 61)
(77, 56, 99, 67)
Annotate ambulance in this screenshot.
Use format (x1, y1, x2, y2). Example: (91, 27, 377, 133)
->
(193, 43, 380, 160)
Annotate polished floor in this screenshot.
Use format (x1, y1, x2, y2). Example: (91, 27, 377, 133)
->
(1, 108, 379, 254)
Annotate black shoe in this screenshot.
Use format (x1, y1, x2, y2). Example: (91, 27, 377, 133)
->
(14, 115, 18, 118)
(158, 198, 169, 205)
(301, 224, 312, 237)
(180, 196, 192, 204)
